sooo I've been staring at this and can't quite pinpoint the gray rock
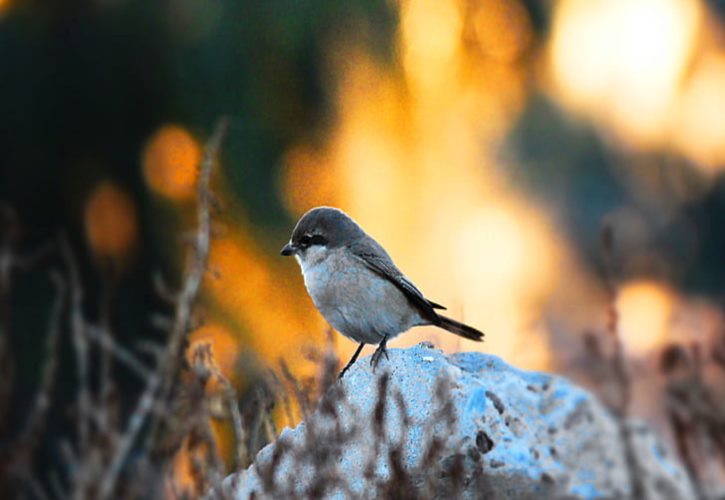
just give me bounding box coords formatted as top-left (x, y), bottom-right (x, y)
top-left (218, 343), bottom-right (695, 499)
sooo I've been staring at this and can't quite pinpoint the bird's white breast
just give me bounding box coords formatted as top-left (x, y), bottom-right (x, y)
top-left (296, 246), bottom-right (423, 344)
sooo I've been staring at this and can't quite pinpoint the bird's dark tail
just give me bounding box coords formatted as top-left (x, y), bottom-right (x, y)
top-left (435, 315), bottom-right (484, 341)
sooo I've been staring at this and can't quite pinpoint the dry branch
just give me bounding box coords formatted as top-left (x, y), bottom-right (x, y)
top-left (600, 224), bottom-right (647, 500)
top-left (85, 325), bottom-right (152, 380)
top-left (97, 118), bottom-right (230, 500)
top-left (0, 271), bottom-right (65, 495)
top-left (60, 235), bottom-right (91, 465)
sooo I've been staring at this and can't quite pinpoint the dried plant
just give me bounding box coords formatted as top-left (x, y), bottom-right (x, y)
top-left (660, 339), bottom-right (725, 499)
top-left (234, 348), bottom-right (477, 500)
top-left (583, 224), bottom-right (725, 498)
top-left (598, 223), bottom-right (647, 499)
top-left (5, 129), bottom-right (723, 500)
top-left (0, 118), bottom-right (257, 499)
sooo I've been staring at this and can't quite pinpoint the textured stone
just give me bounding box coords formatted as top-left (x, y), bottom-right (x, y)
top-left (219, 344), bottom-right (695, 499)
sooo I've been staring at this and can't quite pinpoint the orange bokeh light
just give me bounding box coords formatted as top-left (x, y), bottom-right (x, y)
top-left (84, 181), bottom-right (137, 259)
top-left (143, 125), bottom-right (202, 201)
top-left (472, 0), bottom-right (532, 63)
top-left (401, 0), bottom-right (462, 94)
top-left (547, 0), bottom-right (725, 174)
top-left (617, 280), bottom-right (676, 356)
top-left (674, 53), bottom-right (725, 172)
top-left (548, 0), bottom-right (702, 147)
top-left (281, 145), bottom-right (343, 217)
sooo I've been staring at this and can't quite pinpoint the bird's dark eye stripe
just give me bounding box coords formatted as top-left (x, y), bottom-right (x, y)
top-left (298, 234), bottom-right (327, 247)
top-left (310, 234), bottom-right (327, 245)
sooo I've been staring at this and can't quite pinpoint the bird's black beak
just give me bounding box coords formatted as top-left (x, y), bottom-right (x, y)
top-left (280, 243), bottom-right (297, 256)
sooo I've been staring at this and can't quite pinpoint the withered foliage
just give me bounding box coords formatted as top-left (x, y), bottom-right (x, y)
top-left (0, 115), bottom-right (479, 500)
top-left (659, 339), bottom-right (725, 499)
top-left (3, 132), bottom-right (723, 500)
top-left (243, 357), bottom-right (485, 500)
top-left (580, 224), bottom-right (725, 499)
top-left (0, 119), bottom-right (261, 499)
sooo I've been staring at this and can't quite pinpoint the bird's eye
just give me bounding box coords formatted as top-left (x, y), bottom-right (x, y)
top-left (298, 234), bottom-right (326, 248)
top-left (299, 234), bottom-right (312, 247)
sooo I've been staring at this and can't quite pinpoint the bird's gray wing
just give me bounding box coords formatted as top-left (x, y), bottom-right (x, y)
top-left (348, 239), bottom-right (446, 322)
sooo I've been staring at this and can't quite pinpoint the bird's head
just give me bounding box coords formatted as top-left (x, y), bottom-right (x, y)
top-left (280, 207), bottom-right (364, 265)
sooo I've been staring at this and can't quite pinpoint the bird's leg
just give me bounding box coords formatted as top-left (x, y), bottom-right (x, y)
top-left (370, 335), bottom-right (389, 371)
top-left (339, 342), bottom-right (366, 379)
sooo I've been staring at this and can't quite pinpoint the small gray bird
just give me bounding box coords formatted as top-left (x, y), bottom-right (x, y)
top-left (281, 206), bottom-right (484, 377)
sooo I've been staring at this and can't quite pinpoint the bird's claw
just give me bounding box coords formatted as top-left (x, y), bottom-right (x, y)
top-left (370, 336), bottom-right (389, 371)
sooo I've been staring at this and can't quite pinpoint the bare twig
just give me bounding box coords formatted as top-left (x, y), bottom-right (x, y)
top-left (150, 117), bottom-right (230, 434)
top-left (134, 339), bottom-right (166, 361)
top-left (0, 205), bottom-right (53, 435)
top-left (266, 369), bottom-right (294, 428)
top-left (96, 271), bottom-right (116, 438)
top-left (279, 360), bottom-right (310, 419)
top-left (0, 271), bottom-right (65, 493)
top-left (59, 235), bottom-right (92, 499)
top-left (49, 471), bottom-right (67, 500)
top-left (0, 204), bottom-right (20, 379)
top-left (58, 440), bottom-right (78, 483)
top-left (96, 118), bottom-right (229, 500)
top-left (600, 224), bottom-right (646, 500)
top-left (25, 475), bottom-right (51, 500)
top-left (85, 325), bottom-right (152, 380)
top-left (601, 225), bottom-right (630, 414)
top-left (213, 369), bottom-right (248, 470)
top-left (661, 344), bottom-right (706, 500)
top-left (152, 271), bottom-right (178, 304)
top-left (17, 272), bottom-right (66, 449)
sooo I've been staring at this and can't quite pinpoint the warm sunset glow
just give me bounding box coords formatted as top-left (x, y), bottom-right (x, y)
top-left (205, 232), bottom-right (325, 373)
top-left (281, 145), bottom-right (343, 217)
top-left (275, 0), bottom-right (565, 373)
top-left (449, 203), bottom-right (558, 369)
top-left (472, 0), bottom-right (532, 63)
top-left (549, 0), bottom-right (701, 146)
top-left (143, 125), bottom-right (202, 201)
top-left (456, 208), bottom-right (529, 292)
top-left (674, 53), bottom-right (725, 172)
top-left (401, 0), bottom-right (462, 94)
top-left (84, 182), bottom-right (137, 259)
top-left (617, 280), bottom-right (676, 356)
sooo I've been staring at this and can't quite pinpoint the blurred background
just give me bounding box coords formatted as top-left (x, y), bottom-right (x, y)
top-left (2, 0), bottom-right (725, 494)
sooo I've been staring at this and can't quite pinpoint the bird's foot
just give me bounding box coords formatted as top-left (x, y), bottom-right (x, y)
top-left (370, 336), bottom-right (389, 371)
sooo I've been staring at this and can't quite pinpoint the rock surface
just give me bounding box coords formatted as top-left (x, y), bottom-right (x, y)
top-left (220, 343), bottom-right (695, 499)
